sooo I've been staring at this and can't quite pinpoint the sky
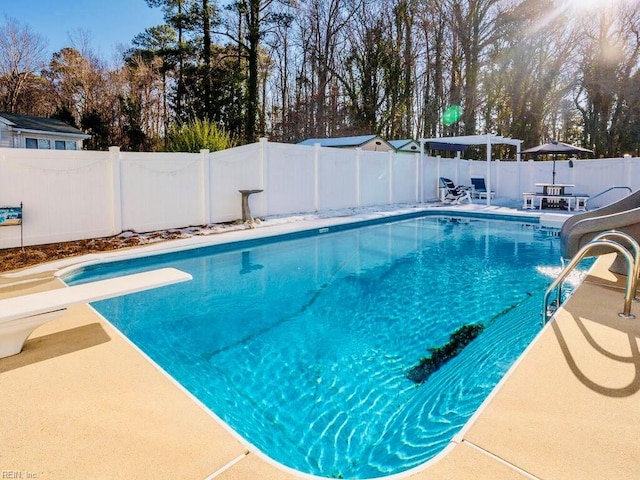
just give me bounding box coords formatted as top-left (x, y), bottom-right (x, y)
top-left (0, 0), bottom-right (166, 60)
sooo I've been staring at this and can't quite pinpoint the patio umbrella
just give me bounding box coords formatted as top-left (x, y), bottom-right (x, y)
top-left (521, 140), bottom-right (593, 184)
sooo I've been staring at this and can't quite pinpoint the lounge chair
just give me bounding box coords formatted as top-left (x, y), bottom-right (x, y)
top-left (439, 177), bottom-right (472, 204)
top-left (0, 268), bottom-right (192, 359)
top-left (470, 177), bottom-right (495, 199)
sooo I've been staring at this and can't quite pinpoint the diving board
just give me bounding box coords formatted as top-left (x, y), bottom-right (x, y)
top-left (0, 267), bottom-right (192, 359)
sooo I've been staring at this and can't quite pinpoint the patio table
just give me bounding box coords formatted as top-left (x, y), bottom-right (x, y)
top-left (535, 183), bottom-right (575, 195)
top-left (532, 183), bottom-right (577, 210)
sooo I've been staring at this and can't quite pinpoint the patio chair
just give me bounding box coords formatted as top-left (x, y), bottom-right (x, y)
top-left (439, 177), bottom-right (472, 204)
top-left (470, 177), bottom-right (495, 200)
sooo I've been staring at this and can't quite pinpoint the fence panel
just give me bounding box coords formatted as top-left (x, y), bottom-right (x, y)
top-left (493, 160), bottom-right (519, 200)
top-left (209, 143), bottom-right (263, 223)
top-left (359, 150), bottom-right (390, 206)
top-left (392, 154), bottom-right (419, 204)
top-left (570, 158), bottom-right (634, 208)
top-left (317, 148), bottom-right (358, 210)
top-left (120, 151), bottom-right (204, 232)
top-left (0, 148), bottom-right (112, 247)
top-left (422, 156), bottom-right (445, 200)
top-left (265, 143), bottom-right (315, 215)
top-left (2, 141), bottom-right (640, 250)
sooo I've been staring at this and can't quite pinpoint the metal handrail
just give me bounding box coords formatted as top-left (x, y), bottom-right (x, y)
top-left (585, 186), bottom-right (632, 210)
top-left (542, 236), bottom-right (638, 323)
top-left (555, 231), bottom-right (640, 305)
top-left (591, 231), bottom-right (640, 291)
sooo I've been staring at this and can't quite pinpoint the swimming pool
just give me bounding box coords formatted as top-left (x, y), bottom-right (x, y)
top-left (65, 214), bottom-right (575, 478)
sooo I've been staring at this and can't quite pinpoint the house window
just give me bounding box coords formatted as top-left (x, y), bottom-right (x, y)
top-left (27, 137), bottom-right (77, 150)
top-left (55, 140), bottom-right (77, 150)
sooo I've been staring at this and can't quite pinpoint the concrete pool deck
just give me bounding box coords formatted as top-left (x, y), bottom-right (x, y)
top-left (1, 205), bottom-right (639, 479)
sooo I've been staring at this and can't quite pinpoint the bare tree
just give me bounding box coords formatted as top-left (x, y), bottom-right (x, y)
top-left (0, 16), bottom-right (48, 112)
top-left (575, 1), bottom-right (640, 156)
top-left (413, 0), bottom-right (448, 138)
top-left (44, 47), bottom-right (115, 149)
top-left (444, 0), bottom-right (503, 135)
top-left (294, 0), bottom-right (360, 137)
top-left (480, 0), bottom-right (579, 147)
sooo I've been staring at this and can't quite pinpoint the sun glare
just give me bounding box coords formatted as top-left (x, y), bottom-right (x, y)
top-left (529, 0), bottom-right (623, 35)
top-left (562, 0), bottom-right (621, 15)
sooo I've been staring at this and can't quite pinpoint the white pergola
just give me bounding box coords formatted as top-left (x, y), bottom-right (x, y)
top-left (419, 134), bottom-right (523, 206)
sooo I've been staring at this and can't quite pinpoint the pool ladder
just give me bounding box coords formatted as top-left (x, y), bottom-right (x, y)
top-left (542, 230), bottom-right (640, 324)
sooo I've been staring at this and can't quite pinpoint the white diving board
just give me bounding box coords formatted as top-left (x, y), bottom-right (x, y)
top-left (0, 267), bottom-right (192, 359)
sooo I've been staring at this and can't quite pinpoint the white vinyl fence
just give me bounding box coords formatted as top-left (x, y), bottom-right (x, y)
top-left (1, 138), bottom-right (639, 248)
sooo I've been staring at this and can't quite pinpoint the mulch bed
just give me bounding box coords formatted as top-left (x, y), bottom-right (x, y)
top-left (0, 225), bottom-right (244, 273)
top-left (0, 237), bottom-right (143, 273)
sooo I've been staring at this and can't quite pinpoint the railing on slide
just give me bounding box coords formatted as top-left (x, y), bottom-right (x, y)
top-left (542, 230), bottom-right (640, 324)
top-left (585, 186), bottom-right (632, 210)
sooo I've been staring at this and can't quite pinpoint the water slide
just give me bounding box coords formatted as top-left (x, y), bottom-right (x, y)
top-left (560, 189), bottom-right (640, 274)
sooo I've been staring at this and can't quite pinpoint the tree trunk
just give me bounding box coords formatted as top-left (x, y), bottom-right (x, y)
top-left (202, 0), bottom-right (212, 118)
top-left (245, 0), bottom-right (260, 143)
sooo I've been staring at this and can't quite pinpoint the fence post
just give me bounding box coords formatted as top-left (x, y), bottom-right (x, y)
top-left (356, 147), bottom-right (361, 207)
top-left (109, 146), bottom-right (122, 235)
top-left (624, 155), bottom-right (631, 191)
top-left (314, 143), bottom-right (320, 211)
top-left (388, 150), bottom-right (394, 204)
top-left (528, 158), bottom-right (535, 193)
top-left (200, 149), bottom-right (210, 225)
top-left (415, 152), bottom-right (420, 203)
top-left (259, 138), bottom-right (268, 217)
top-left (436, 155), bottom-right (441, 200)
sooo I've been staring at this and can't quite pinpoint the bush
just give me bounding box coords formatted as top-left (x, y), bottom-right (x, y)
top-left (165, 118), bottom-right (237, 152)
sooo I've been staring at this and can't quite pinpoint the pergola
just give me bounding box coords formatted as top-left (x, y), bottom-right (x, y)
top-left (419, 134), bottom-right (523, 206)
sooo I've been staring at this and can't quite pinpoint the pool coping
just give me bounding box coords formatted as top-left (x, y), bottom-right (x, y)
top-left (2, 203), bottom-right (639, 479)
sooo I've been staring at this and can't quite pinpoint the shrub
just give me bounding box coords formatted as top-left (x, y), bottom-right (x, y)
top-left (165, 118), bottom-right (237, 152)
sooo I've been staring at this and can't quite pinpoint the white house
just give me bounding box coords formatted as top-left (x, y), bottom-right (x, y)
top-left (0, 112), bottom-right (90, 150)
top-left (298, 134), bottom-right (395, 152)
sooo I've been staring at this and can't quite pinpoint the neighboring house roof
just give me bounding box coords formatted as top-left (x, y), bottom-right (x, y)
top-left (0, 112), bottom-right (89, 138)
top-left (299, 134), bottom-right (387, 148)
top-left (389, 139), bottom-right (420, 152)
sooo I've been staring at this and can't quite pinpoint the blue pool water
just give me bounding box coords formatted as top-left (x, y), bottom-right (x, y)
top-left (66, 215), bottom-right (574, 478)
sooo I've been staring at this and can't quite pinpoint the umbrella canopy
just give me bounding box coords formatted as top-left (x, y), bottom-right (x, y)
top-left (521, 140), bottom-right (593, 184)
top-left (521, 140), bottom-right (593, 155)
